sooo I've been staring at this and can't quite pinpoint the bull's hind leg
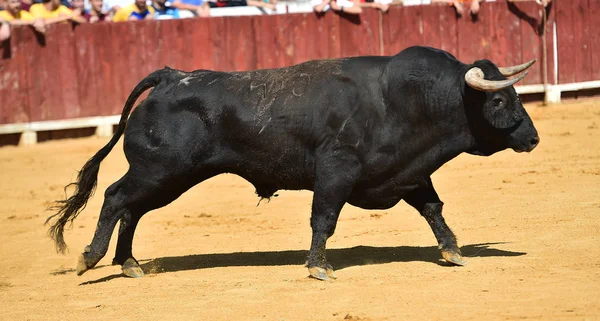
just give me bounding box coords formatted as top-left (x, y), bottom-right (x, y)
top-left (110, 170), bottom-right (219, 278)
top-left (77, 169), bottom-right (210, 277)
top-left (112, 212), bottom-right (144, 278)
top-left (404, 178), bottom-right (466, 266)
top-left (307, 152), bottom-right (360, 281)
top-left (76, 177), bottom-right (128, 276)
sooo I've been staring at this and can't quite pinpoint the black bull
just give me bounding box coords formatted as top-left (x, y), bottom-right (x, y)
top-left (47, 46), bottom-right (539, 280)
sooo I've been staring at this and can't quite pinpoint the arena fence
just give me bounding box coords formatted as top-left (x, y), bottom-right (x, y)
top-left (0, 0), bottom-right (597, 145)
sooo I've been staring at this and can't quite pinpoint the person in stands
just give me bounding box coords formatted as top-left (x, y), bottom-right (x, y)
top-left (113, 0), bottom-right (154, 21)
top-left (312, 0), bottom-right (362, 15)
top-left (0, 0), bottom-right (46, 33)
top-left (152, 0), bottom-right (180, 19)
top-left (84, 0), bottom-right (110, 22)
top-left (29, 0), bottom-right (86, 24)
top-left (432, 0), bottom-right (483, 16)
top-left (171, 0), bottom-right (209, 18)
top-left (358, 0), bottom-right (392, 13)
top-left (70, 0), bottom-right (85, 16)
top-left (0, 17), bottom-right (10, 41)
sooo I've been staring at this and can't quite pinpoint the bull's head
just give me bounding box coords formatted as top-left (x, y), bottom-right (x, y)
top-left (463, 59), bottom-right (540, 156)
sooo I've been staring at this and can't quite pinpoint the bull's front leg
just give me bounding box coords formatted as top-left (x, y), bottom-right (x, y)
top-left (404, 177), bottom-right (466, 266)
top-left (307, 151), bottom-right (361, 281)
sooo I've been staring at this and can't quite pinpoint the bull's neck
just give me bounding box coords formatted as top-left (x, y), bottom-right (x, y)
top-left (383, 77), bottom-right (475, 175)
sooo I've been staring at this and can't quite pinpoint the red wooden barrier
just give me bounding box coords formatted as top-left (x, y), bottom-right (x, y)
top-left (0, 0), bottom-right (597, 126)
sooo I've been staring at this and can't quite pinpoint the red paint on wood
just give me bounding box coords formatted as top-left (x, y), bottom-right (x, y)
top-left (456, 7), bottom-right (491, 64)
top-left (437, 5), bottom-right (458, 56)
top-left (555, 0), bottom-right (576, 83)
top-left (572, 0), bottom-right (592, 82)
top-left (189, 18), bottom-right (214, 70)
top-left (28, 24), bottom-right (78, 121)
top-left (421, 5), bottom-right (443, 50)
top-left (487, 2), bottom-right (523, 75)
top-left (291, 13), bottom-right (339, 63)
top-left (542, 2), bottom-right (556, 85)
top-left (510, 2), bottom-right (542, 85)
top-left (0, 27), bottom-right (33, 124)
top-left (74, 24), bottom-right (100, 118)
top-left (383, 5), bottom-right (426, 56)
top-left (590, 0), bottom-right (600, 81)
top-left (339, 9), bottom-right (380, 57)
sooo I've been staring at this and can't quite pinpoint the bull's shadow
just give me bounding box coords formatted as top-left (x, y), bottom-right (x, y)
top-left (79, 242), bottom-right (524, 285)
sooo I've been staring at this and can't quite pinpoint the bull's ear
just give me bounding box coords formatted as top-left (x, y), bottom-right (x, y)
top-left (465, 67), bottom-right (528, 92)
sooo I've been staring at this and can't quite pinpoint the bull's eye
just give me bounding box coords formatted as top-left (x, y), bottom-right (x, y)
top-left (492, 98), bottom-right (504, 108)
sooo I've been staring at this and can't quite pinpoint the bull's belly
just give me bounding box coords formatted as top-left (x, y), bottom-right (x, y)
top-left (346, 178), bottom-right (425, 210)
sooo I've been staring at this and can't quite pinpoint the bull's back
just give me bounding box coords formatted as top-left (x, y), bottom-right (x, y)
top-left (130, 57), bottom-right (388, 190)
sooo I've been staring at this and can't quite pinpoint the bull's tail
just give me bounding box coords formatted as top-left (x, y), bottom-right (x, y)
top-left (46, 68), bottom-right (167, 253)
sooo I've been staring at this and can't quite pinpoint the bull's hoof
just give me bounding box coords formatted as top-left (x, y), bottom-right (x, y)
top-left (441, 249), bottom-right (467, 266)
top-left (122, 258), bottom-right (144, 278)
top-left (76, 245), bottom-right (93, 276)
top-left (308, 265), bottom-right (337, 281)
top-left (76, 253), bottom-right (90, 276)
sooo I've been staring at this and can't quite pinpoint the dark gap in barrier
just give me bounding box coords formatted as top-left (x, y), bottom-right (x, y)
top-left (36, 128), bottom-right (96, 143)
top-left (561, 88), bottom-right (600, 101)
top-left (0, 134), bottom-right (20, 147)
top-left (520, 93), bottom-right (545, 104)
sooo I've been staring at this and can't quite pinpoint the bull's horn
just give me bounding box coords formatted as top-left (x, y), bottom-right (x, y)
top-left (498, 59), bottom-right (537, 77)
top-left (465, 67), bottom-right (528, 92)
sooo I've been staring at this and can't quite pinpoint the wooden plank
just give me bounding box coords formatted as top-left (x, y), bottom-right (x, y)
top-left (383, 5), bottom-right (424, 56)
top-left (339, 9), bottom-right (380, 57)
top-left (555, 0), bottom-right (576, 84)
top-left (487, 2), bottom-right (523, 74)
top-left (142, 20), bottom-right (163, 72)
top-left (572, 0), bottom-right (592, 82)
top-left (73, 23), bottom-right (100, 118)
top-left (508, 1), bottom-right (542, 85)
top-left (292, 13), bottom-right (321, 63)
top-left (326, 12), bottom-right (341, 59)
top-left (543, 2), bottom-right (556, 85)
top-left (381, 5), bottom-right (400, 55)
top-left (189, 18), bottom-right (214, 70)
top-left (421, 5), bottom-right (442, 50)
top-left (437, 4), bottom-right (458, 56)
top-left (208, 17), bottom-right (231, 71)
top-left (456, 4), bottom-right (491, 65)
top-left (590, 0), bottom-right (600, 80)
top-left (28, 23), bottom-right (76, 121)
top-left (225, 15), bottom-right (257, 71)
top-left (57, 24), bottom-right (80, 119)
top-left (178, 19), bottom-right (197, 72)
top-left (253, 15), bottom-right (295, 69)
top-left (303, 12), bottom-right (341, 60)
top-left (105, 22), bottom-right (130, 114)
top-left (159, 19), bottom-right (182, 71)
top-left (0, 26), bottom-right (33, 125)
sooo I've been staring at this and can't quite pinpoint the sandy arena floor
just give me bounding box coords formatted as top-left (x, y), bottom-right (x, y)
top-left (0, 100), bottom-right (599, 321)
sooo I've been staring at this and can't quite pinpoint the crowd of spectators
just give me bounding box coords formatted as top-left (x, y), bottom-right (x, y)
top-left (0, 0), bottom-right (553, 41)
top-left (310, 0), bottom-right (552, 17)
top-left (0, 0), bottom-right (278, 31)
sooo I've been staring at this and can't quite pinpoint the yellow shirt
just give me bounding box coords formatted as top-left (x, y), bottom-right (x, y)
top-left (113, 4), bottom-right (154, 22)
top-left (29, 3), bottom-right (72, 19)
top-left (0, 9), bottom-right (35, 21)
